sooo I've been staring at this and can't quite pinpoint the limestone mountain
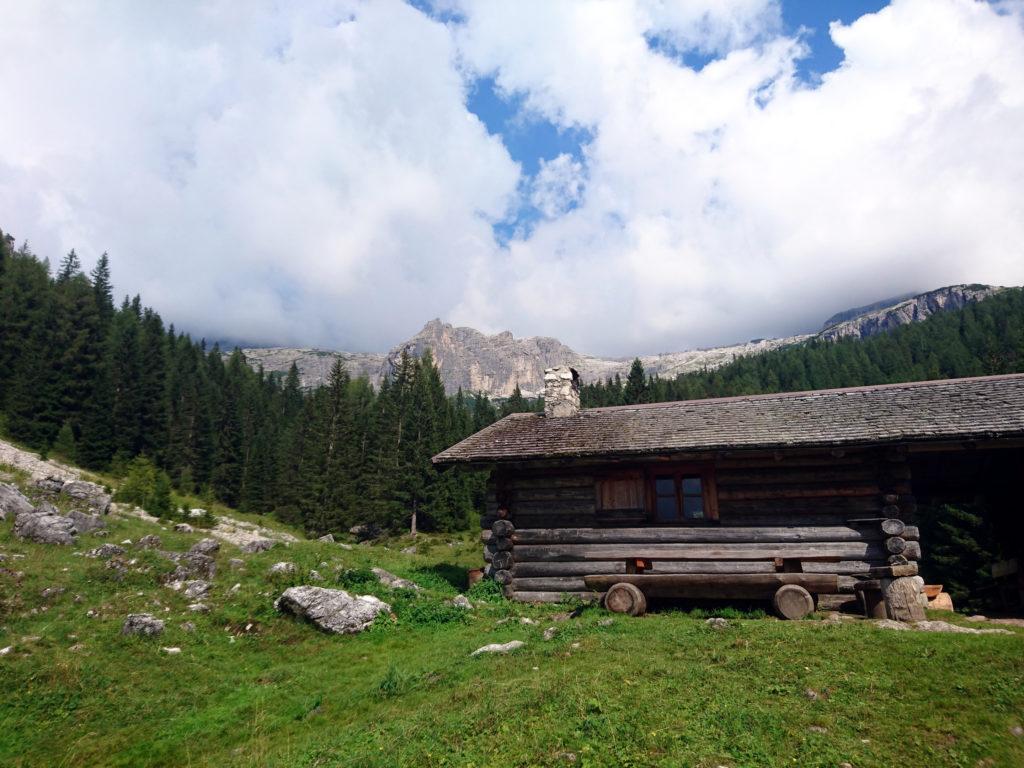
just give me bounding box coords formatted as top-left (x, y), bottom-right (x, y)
top-left (239, 284), bottom-right (1006, 398)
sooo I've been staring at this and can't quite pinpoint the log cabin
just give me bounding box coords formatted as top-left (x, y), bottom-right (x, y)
top-left (433, 368), bottom-right (1024, 619)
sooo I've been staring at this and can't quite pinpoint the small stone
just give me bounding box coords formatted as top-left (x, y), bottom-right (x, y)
top-left (241, 538), bottom-right (276, 554)
top-left (839, 763), bottom-right (854, 768)
top-left (120, 539), bottom-right (132, 545)
top-left (230, 583), bottom-right (241, 593)
top-left (174, 523), bottom-right (194, 533)
top-left (1011, 725), bottom-right (1023, 738)
top-left (543, 627), bottom-right (557, 641)
top-left (68, 643), bottom-right (86, 652)
top-left (189, 538), bottom-right (220, 556)
top-left (84, 543), bottom-right (125, 559)
top-left (268, 561), bottom-right (297, 576)
top-left (0, 646), bottom-right (11, 655)
top-left (450, 594), bottom-right (472, 610)
top-left (470, 640), bottom-right (525, 656)
top-left (706, 617), bottom-right (729, 630)
top-left (308, 569), bottom-right (323, 581)
top-left (137, 534), bottom-right (162, 549)
top-left (183, 580), bottom-right (211, 600)
top-left (188, 508), bottom-right (207, 518)
top-left (519, 617), bottom-right (537, 625)
top-left (570, 642), bottom-right (581, 649)
top-left (161, 646), bottom-right (182, 654)
top-left (122, 614), bottom-right (165, 636)
top-left (401, 546), bottom-right (417, 555)
top-left (318, 533), bottom-right (335, 543)
top-left (187, 603), bottom-right (209, 613)
top-left (808, 725), bottom-right (828, 734)
top-left (805, 688), bottom-right (820, 701)
top-left (598, 618), bottom-right (614, 627)
top-left (181, 622), bottom-right (196, 633)
top-left (372, 567), bottom-right (420, 591)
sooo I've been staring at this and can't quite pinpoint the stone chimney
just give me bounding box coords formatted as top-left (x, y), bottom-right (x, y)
top-left (544, 366), bottom-right (580, 418)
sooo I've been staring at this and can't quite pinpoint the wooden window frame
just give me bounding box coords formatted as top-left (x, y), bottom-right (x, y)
top-left (645, 463), bottom-right (719, 524)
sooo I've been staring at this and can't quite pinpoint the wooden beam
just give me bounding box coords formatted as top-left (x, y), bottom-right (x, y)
top-left (582, 572), bottom-right (839, 598)
top-left (514, 542), bottom-right (886, 563)
top-left (511, 526), bottom-right (882, 546)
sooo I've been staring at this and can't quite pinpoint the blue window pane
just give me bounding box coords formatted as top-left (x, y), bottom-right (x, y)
top-left (682, 477), bottom-right (702, 495)
top-left (656, 496), bottom-right (677, 521)
top-left (682, 494), bottom-right (704, 519)
top-left (655, 477), bottom-right (675, 496)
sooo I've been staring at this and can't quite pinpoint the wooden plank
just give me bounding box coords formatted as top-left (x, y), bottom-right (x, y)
top-left (515, 542), bottom-right (886, 562)
top-left (715, 454), bottom-right (870, 470)
top-left (718, 485), bottom-right (880, 501)
top-left (512, 487), bottom-right (597, 502)
top-left (816, 593), bottom-right (859, 611)
top-left (511, 591), bottom-right (600, 604)
top-left (715, 467), bottom-right (879, 486)
top-left (803, 560), bottom-right (886, 575)
top-left (512, 577), bottom-right (589, 592)
top-left (582, 572), bottom-right (840, 598)
top-left (512, 500), bottom-right (597, 515)
top-left (506, 475), bottom-right (595, 490)
top-left (512, 560), bottom-right (778, 577)
top-left (511, 525), bottom-right (882, 546)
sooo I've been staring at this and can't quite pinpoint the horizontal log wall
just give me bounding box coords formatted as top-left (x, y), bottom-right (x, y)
top-left (483, 448), bottom-right (917, 606)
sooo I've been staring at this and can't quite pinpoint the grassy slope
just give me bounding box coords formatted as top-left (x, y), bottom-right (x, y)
top-left (1, 471), bottom-right (1022, 767)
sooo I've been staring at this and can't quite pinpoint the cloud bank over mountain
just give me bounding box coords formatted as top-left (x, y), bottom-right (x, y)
top-left (1, 0), bottom-right (1022, 355)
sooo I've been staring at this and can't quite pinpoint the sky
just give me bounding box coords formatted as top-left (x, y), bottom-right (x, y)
top-left (1, 0), bottom-right (1023, 356)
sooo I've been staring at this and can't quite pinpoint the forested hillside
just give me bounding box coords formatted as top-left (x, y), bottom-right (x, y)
top-left (581, 287), bottom-right (1024, 407)
top-left (0, 231), bottom-right (536, 535)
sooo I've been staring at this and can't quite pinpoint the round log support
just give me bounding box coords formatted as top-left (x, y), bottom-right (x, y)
top-left (492, 551), bottom-right (514, 571)
top-left (604, 582), bottom-right (647, 616)
top-left (885, 536), bottom-right (907, 555)
top-left (772, 584), bottom-right (815, 620)
top-left (881, 518), bottom-right (906, 536)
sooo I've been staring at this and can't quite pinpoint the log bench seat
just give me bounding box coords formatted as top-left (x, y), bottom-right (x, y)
top-left (583, 572), bottom-right (839, 619)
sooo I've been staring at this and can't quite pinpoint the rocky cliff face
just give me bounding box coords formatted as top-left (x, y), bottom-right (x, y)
top-left (817, 284), bottom-right (1004, 341)
top-left (240, 284), bottom-right (1005, 397)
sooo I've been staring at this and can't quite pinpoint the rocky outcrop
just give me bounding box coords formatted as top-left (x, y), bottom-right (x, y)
top-left (59, 480), bottom-right (112, 514)
top-left (0, 483), bottom-right (34, 520)
top-left (241, 285), bottom-right (1005, 398)
top-left (275, 586), bottom-right (390, 634)
top-left (818, 285), bottom-right (1004, 341)
top-left (13, 503), bottom-right (77, 545)
top-left (372, 567), bottom-right (421, 591)
top-left (122, 614), bottom-right (165, 636)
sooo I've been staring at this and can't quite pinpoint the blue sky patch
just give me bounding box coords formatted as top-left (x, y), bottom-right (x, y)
top-left (782, 0), bottom-right (890, 82)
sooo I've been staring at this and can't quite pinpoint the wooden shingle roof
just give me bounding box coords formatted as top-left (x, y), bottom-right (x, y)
top-left (433, 373), bottom-right (1024, 466)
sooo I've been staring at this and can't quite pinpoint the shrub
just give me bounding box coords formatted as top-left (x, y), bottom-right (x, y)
top-left (50, 422), bottom-right (77, 463)
top-left (114, 456), bottom-right (175, 518)
top-left (466, 578), bottom-right (503, 603)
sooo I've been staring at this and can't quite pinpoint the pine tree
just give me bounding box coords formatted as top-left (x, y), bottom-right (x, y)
top-left (623, 358), bottom-right (648, 404)
top-left (51, 421), bottom-right (77, 463)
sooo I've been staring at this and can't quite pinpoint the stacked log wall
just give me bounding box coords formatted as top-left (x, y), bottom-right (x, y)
top-left (481, 449), bottom-right (917, 607)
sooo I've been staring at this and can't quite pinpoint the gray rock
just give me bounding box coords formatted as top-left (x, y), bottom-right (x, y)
top-left (401, 546), bottom-right (417, 555)
top-left (189, 538), bottom-right (220, 556)
top-left (60, 480), bottom-right (112, 513)
top-left (372, 567), bottom-right (421, 591)
top-left (268, 561), bottom-right (297, 576)
top-left (13, 503), bottom-right (76, 545)
top-left (68, 509), bottom-right (106, 533)
top-left (122, 614), bottom-right (165, 636)
top-left (317, 533), bottom-right (335, 543)
top-left (84, 544), bottom-right (126, 559)
top-left (163, 551), bottom-right (217, 581)
top-left (308, 569), bottom-right (323, 581)
top-left (706, 618), bottom-right (729, 630)
top-left (0, 483), bottom-right (34, 520)
top-left (598, 618), bottom-right (614, 627)
top-left (183, 580), bottom-right (211, 600)
top-left (543, 627), bottom-right (557, 641)
top-left (181, 622), bottom-right (196, 633)
top-left (875, 619), bottom-right (1013, 635)
top-left (275, 586), bottom-right (390, 634)
top-left (137, 534), bottom-right (163, 549)
top-left (471, 640), bottom-right (525, 656)
top-left (35, 476), bottom-right (65, 494)
top-left (450, 594), bottom-right (472, 610)
top-left (174, 523), bottom-right (194, 533)
top-left (188, 508), bottom-right (207, 518)
top-left (187, 603), bottom-right (209, 613)
top-left (241, 538), bottom-right (276, 554)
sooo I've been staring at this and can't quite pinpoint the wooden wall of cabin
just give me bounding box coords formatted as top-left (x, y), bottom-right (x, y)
top-left (481, 447), bottom-right (917, 607)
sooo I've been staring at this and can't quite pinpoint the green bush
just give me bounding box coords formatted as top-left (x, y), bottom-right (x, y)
top-left (50, 422), bottom-right (77, 464)
top-left (466, 578), bottom-right (503, 602)
top-left (114, 456), bottom-right (174, 517)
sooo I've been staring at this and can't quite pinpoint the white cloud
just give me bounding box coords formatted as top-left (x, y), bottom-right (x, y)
top-left (1, 0), bottom-right (1023, 356)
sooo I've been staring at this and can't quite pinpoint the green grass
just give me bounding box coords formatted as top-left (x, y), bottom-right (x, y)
top-left (1, 491), bottom-right (1022, 767)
